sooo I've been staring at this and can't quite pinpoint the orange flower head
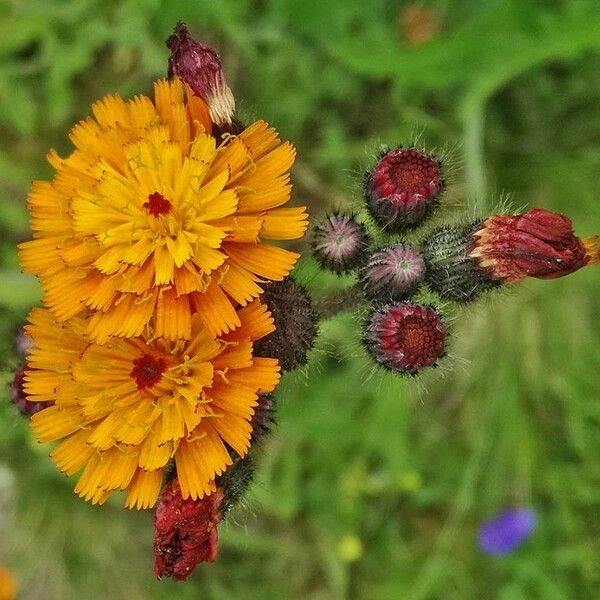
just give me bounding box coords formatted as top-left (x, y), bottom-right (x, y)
top-left (23, 300), bottom-right (280, 509)
top-left (19, 78), bottom-right (308, 343)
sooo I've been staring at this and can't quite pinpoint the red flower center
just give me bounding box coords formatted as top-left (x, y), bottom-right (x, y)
top-left (365, 303), bottom-right (445, 374)
top-left (386, 149), bottom-right (440, 195)
top-left (144, 192), bottom-right (172, 217)
top-left (396, 317), bottom-right (440, 363)
top-left (130, 354), bottom-right (167, 390)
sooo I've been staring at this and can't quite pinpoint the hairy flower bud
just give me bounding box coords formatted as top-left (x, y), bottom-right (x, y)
top-left (255, 279), bottom-right (319, 371)
top-left (250, 393), bottom-right (276, 442)
top-left (166, 22), bottom-right (235, 126)
top-left (312, 213), bottom-right (369, 273)
top-left (423, 209), bottom-right (600, 301)
top-left (363, 303), bottom-right (445, 375)
top-left (422, 224), bottom-right (501, 302)
top-left (365, 148), bottom-right (442, 232)
top-left (360, 243), bottom-right (426, 301)
top-left (470, 208), bottom-right (599, 281)
top-left (154, 479), bottom-right (224, 580)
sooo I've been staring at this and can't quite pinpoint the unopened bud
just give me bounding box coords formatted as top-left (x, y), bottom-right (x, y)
top-left (360, 243), bottom-right (426, 301)
top-left (255, 279), bottom-right (319, 371)
top-left (423, 209), bottom-right (600, 302)
top-left (363, 302), bottom-right (446, 375)
top-left (422, 224), bottom-right (501, 302)
top-left (312, 213), bottom-right (369, 273)
top-left (365, 147), bottom-right (442, 232)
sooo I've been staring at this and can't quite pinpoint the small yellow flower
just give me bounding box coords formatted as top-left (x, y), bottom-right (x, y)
top-left (19, 78), bottom-right (307, 343)
top-left (24, 300), bottom-right (279, 509)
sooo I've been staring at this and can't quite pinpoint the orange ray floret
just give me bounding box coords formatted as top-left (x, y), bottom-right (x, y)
top-left (19, 79), bottom-right (308, 342)
top-left (23, 301), bottom-right (280, 509)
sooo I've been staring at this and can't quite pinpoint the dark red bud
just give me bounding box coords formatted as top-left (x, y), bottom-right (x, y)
top-left (470, 208), bottom-right (600, 281)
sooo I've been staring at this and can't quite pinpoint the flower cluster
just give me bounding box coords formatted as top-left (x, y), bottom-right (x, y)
top-left (15, 23), bottom-right (314, 580)
top-left (312, 146), bottom-right (599, 376)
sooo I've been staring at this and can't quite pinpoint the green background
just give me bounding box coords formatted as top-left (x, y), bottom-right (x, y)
top-left (1, 1), bottom-right (600, 598)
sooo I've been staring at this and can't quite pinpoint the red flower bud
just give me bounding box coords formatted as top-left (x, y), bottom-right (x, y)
top-left (154, 478), bottom-right (224, 581)
top-left (166, 23), bottom-right (235, 126)
top-left (469, 208), bottom-right (600, 282)
top-left (365, 148), bottom-right (442, 232)
top-left (363, 303), bottom-right (446, 375)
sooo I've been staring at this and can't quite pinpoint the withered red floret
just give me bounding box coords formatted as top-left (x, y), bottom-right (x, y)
top-left (154, 478), bottom-right (224, 581)
top-left (166, 22), bottom-right (235, 126)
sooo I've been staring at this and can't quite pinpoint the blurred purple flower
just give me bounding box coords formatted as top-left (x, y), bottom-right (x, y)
top-left (478, 508), bottom-right (537, 555)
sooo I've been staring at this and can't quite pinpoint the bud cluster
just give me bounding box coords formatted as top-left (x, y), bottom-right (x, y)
top-left (311, 145), bottom-right (599, 376)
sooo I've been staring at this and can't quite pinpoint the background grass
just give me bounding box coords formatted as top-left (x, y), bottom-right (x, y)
top-left (1, 1), bottom-right (600, 598)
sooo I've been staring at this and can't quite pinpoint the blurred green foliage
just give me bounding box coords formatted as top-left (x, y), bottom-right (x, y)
top-left (1, 0), bottom-right (600, 598)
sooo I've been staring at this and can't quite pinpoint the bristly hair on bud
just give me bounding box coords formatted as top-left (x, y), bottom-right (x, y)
top-left (423, 208), bottom-right (600, 302)
top-left (311, 213), bottom-right (370, 274)
top-left (360, 243), bottom-right (426, 302)
top-left (166, 22), bottom-right (235, 126)
top-left (365, 147), bottom-right (443, 232)
top-left (217, 454), bottom-right (256, 515)
top-left (255, 279), bottom-right (319, 371)
top-left (363, 302), bottom-right (446, 375)
top-left (422, 224), bottom-right (502, 302)
top-left (250, 393), bottom-right (276, 443)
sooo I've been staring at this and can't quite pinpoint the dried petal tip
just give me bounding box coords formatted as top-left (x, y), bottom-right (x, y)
top-left (154, 478), bottom-right (224, 581)
top-left (167, 22), bottom-right (235, 125)
top-left (478, 508), bottom-right (537, 555)
top-left (363, 303), bottom-right (445, 375)
top-left (312, 213), bottom-right (369, 273)
top-left (360, 243), bottom-right (426, 301)
top-left (470, 208), bottom-right (599, 282)
top-left (366, 148), bottom-right (442, 232)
